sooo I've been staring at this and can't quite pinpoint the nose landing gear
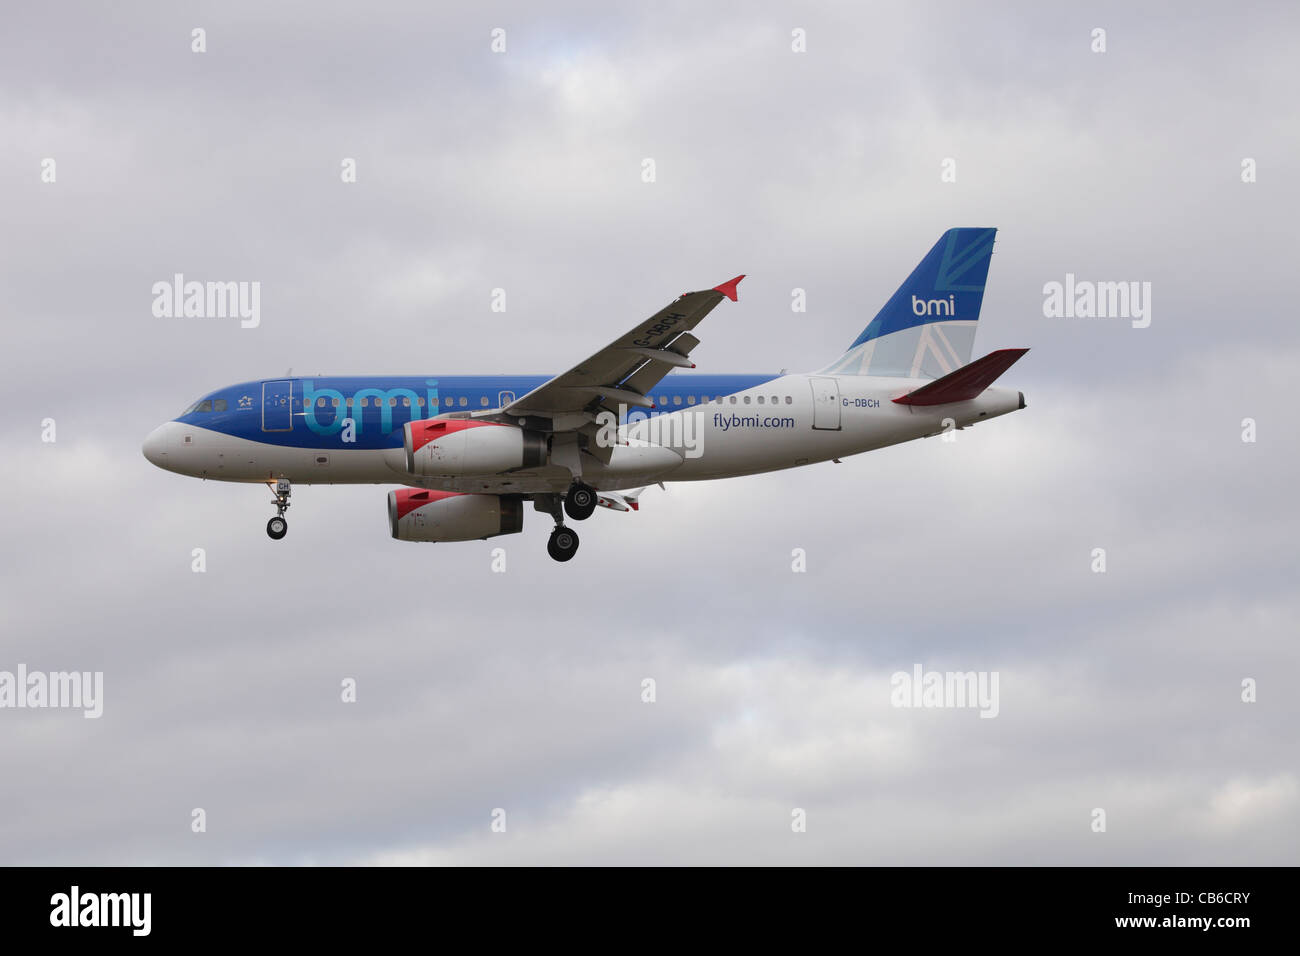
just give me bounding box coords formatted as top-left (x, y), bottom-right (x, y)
top-left (266, 478), bottom-right (291, 540)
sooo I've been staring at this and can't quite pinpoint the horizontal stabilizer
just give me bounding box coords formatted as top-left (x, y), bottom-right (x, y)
top-left (892, 348), bottom-right (1028, 406)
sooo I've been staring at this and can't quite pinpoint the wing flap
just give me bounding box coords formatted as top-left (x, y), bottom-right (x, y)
top-left (619, 346), bottom-right (695, 368)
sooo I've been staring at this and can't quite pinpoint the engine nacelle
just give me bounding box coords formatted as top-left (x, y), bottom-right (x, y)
top-left (388, 489), bottom-right (524, 542)
top-left (404, 419), bottom-right (547, 477)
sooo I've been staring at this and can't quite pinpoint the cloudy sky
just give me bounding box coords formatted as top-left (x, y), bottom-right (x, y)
top-left (2, 1), bottom-right (1297, 864)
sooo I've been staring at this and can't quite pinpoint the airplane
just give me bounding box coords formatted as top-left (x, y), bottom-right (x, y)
top-left (142, 227), bottom-right (1028, 562)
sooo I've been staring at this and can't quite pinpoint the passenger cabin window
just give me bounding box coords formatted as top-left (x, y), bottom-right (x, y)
top-left (757, 396), bottom-right (765, 404)
top-left (459, 397), bottom-right (468, 407)
top-left (687, 395), bottom-right (696, 404)
top-left (743, 396), bottom-right (751, 404)
top-left (480, 397), bottom-right (489, 407)
top-left (673, 396), bottom-right (681, 406)
top-left (445, 396), bottom-right (453, 407)
top-left (785, 396), bottom-right (792, 404)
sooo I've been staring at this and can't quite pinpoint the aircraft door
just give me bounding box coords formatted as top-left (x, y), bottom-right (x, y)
top-left (810, 376), bottom-right (841, 430)
top-left (262, 380), bottom-right (294, 432)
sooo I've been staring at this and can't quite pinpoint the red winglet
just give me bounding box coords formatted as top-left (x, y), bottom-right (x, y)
top-left (713, 275), bottom-right (745, 302)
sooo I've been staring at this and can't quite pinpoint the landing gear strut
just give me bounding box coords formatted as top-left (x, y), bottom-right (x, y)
top-left (266, 478), bottom-right (290, 540)
top-left (538, 493), bottom-right (579, 562)
top-left (563, 481), bottom-right (597, 522)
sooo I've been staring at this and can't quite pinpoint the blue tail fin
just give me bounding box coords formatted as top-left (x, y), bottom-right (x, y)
top-left (822, 227), bottom-right (997, 378)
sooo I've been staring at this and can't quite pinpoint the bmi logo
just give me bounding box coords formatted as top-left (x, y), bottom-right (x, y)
top-left (912, 294), bottom-right (956, 317)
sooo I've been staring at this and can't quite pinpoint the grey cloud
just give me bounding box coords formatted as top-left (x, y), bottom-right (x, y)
top-left (0, 0), bottom-right (1297, 865)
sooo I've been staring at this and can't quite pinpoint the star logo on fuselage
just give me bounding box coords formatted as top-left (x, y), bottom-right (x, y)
top-left (238, 395), bottom-right (253, 409)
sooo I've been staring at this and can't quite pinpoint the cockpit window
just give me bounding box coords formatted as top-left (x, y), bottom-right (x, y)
top-left (198, 400), bottom-right (212, 412)
top-left (213, 399), bottom-right (227, 412)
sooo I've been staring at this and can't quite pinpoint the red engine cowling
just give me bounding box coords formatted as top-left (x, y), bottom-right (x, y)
top-left (404, 419), bottom-right (547, 477)
top-left (388, 488), bottom-right (524, 542)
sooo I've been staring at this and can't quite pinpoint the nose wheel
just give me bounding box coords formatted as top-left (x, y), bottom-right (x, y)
top-left (265, 478), bottom-right (291, 540)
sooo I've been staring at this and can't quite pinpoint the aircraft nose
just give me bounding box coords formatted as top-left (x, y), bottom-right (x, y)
top-left (142, 424), bottom-right (170, 467)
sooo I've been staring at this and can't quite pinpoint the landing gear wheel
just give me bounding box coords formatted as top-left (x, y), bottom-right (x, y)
top-left (563, 483), bottom-right (597, 522)
top-left (266, 478), bottom-right (291, 540)
top-left (547, 525), bottom-right (579, 562)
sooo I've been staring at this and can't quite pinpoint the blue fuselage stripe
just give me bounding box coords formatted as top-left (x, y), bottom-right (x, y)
top-left (178, 373), bottom-right (779, 450)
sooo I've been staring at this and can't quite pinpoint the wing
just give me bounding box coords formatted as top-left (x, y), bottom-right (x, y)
top-left (502, 275), bottom-right (744, 421)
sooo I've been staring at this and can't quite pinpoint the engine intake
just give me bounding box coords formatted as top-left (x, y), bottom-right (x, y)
top-left (404, 419), bottom-right (547, 477)
top-left (388, 489), bottom-right (524, 542)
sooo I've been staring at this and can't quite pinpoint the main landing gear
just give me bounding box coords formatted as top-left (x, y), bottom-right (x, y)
top-left (266, 478), bottom-right (291, 540)
top-left (547, 525), bottom-right (580, 562)
top-left (563, 481), bottom-right (597, 522)
top-left (545, 482), bottom-right (596, 561)
top-left (538, 492), bottom-right (581, 562)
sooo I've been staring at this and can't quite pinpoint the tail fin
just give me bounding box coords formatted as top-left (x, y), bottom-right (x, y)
top-left (822, 227), bottom-right (997, 378)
